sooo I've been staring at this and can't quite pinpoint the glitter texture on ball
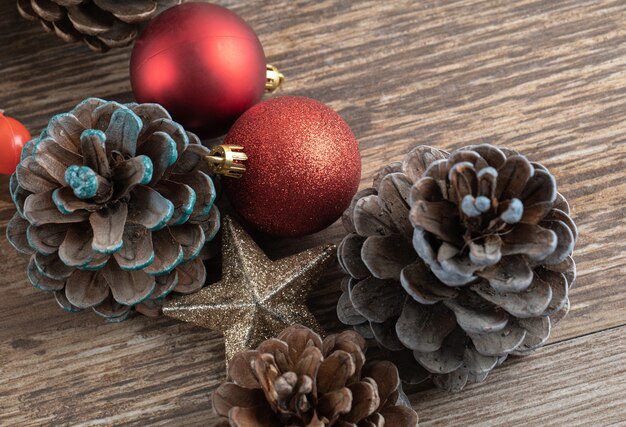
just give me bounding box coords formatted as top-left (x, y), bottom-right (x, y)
top-left (223, 96), bottom-right (362, 237)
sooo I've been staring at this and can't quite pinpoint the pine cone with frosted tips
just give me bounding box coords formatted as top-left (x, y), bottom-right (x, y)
top-left (16, 0), bottom-right (181, 52)
top-left (337, 144), bottom-right (577, 391)
top-left (7, 98), bottom-right (220, 321)
top-left (213, 325), bottom-right (419, 426)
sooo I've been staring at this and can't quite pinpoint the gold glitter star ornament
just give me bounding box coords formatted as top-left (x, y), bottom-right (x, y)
top-left (162, 216), bottom-right (335, 363)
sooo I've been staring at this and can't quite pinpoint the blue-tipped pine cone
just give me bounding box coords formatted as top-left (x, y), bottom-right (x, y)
top-left (7, 98), bottom-right (220, 321)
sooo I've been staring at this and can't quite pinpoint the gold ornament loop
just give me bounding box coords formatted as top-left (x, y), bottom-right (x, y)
top-left (205, 145), bottom-right (248, 179)
top-left (265, 64), bottom-right (285, 92)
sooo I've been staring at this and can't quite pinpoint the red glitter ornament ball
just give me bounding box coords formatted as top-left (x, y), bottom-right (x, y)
top-left (223, 96), bottom-right (362, 237)
top-left (130, 2), bottom-right (267, 137)
top-left (0, 112), bottom-right (30, 175)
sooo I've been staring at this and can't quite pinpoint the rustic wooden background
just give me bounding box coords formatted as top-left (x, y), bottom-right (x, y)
top-left (1, 0), bottom-right (625, 426)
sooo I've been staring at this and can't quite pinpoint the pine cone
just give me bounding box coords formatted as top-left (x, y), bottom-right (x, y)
top-left (337, 144), bottom-right (577, 391)
top-left (213, 325), bottom-right (419, 426)
top-left (16, 0), bottom-right (181, 52)
top-left (7, 98), bottom-right (220, 321)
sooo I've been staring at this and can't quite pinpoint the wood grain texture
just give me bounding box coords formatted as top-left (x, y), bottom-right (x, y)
top-left (0, 0), bottom-right (624, 425)
top-left (412, 325), bottom-right (626, 427)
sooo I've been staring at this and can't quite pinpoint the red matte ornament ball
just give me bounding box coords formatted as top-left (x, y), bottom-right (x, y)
top-left (0, 112), bottom-right (30, 175)
top-left (130, 2), bottom-right (267, 137)
top-left (223, 96), bottom-right (362, 237)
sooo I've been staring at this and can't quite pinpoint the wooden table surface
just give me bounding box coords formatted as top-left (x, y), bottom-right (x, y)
top-left (1, 1), bottom-right (625, 426)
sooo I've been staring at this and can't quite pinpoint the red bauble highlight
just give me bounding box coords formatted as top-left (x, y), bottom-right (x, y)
top-left (130, 2), bottom-right (266, 137)
top-left (223, 96), bottom-right (362, 237)
top-left (0, 112), bottom-right (30, 175)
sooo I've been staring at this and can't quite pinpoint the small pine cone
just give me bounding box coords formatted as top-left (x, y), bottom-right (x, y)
top-left (16, 0), bottom-right (181, 52)
top-left (7, 98), bottom-right (220, 321)
top-left (337, 144), bottom-right (577, 391)
top-left (213, 325), bottom-right (419, 426)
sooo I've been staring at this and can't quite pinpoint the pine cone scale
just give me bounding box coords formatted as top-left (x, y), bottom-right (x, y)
top-left (34, 251), bottom-right (73, 280)
top-left (32, 0), bottom-right (65, 21)
top-left (170, 223), bottom-right (204, 261)
top-left (401, 260), bottom-right (459, 304)
top-left (316, 389), bottom-right (352, 423)
top-left (104, 259), bottom-right (156, 305)
top-left (28, 255), bottom-right (64, 290)
top-left (474, 254), bottom-right (532, 292)
top-left (81, 131), bottom-right (110, 176)
top-left (317, 350), bottom-right (355, 395)
top-left (353, 195), bottom-right (395, 237)
top-left (343, 380), bottom-right (380, 423)
top-left (52, 187), bottom-right (101, 215)
top-left (542, 219), bottom-right (575, 265)
top-left (371, 318), bottom-right (406, 352)
top-left (97, 21), bottom-right (138, 48)
top-left (95, 0), bottom-right (159, 23)
top-left (7, 214), bottom-right (34, 255)
top-left (67, 4), bottom-right (115, 35)
top-left (350, 277), bottom-right (405, 323)
top-left (53, 16), bottom-right (82, 42)
top-left (442, 292), bottom-right (509, 335)
top-left (30, 223), bottom-right (69, 255)
top-left (539, 269), bottom-right (569, 316)
top-left (411, 199), bottom-right (464, 246)
top-left (413, 327), bottom-right (465, 374)
top-left (337, 290), bottom-right (366, 326)
top-left (27, 191), bottom-right (90, 225)
top-left (89, 293), bottom-right (129, 319)
top-left (36, 138), bottom-right (84, 180)
top-left (137, 133), bottom-right (176, 184)
top-left (396, 299), bottom-right (456, 353)
top-left (143, 228), bottom-right (183, 275)
top-left (361, 361), bottom-right (400, 406)
top-left (55, 0), bottom-right (83, 7)
top-left (65, 268), bottom-right (109, 308)
top-left (89, 203), bottom-right (126, 253)
top-left (376, 173), bottom-right (413, 235)
top-left (57, 223), bottom-right (90, 265)
top-left (146, 268), bottom-right (176, 298)
top-left (228, 407), bottom-right (275, 427)
top-left (471, 276), bottom-right (551, 318)
top-left (106, 107), bottom-right (143, 155)
top-left (469, 321), bottom-right (526, 357)
top-left (337, 234), bottom-right (369, 279)
top-left (514, 317), bottom-right (551, 355)
top-left (112, 223), bottom-right (153, 269)
top-left (361, 234), bottom-right (416, 280)
top-left (213, 383), bottom-right (266, 419)
top-left (126, 185), bottom-right (172, 229)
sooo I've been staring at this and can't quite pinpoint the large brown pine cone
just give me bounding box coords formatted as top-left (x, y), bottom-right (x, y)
top-left (7, 98), bottom-right (220, 321)
top-left (213, 325), bottom-right (419, 426)
top-left (337, 144), bottom-right (577, 391)
top-left (16, 0), bottom-right (181, 52)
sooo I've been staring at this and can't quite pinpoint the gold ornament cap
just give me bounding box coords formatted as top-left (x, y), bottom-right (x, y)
top-left (205, 64), bottom-right (282, 179)
top-left (265, 64), bottom-right (285, 92)
top-left (205, 145), bottom-right (248, 178)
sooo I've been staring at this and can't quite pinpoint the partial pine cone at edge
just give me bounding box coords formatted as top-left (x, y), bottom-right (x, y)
top-left (7, 98), bottom-right (220, 321)
top-left (337, 144), bottom-right (577, 391)
top-left (213, 325), bottom-right (419, 426)
top-left (17, 0), bottom-right (181, 52)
